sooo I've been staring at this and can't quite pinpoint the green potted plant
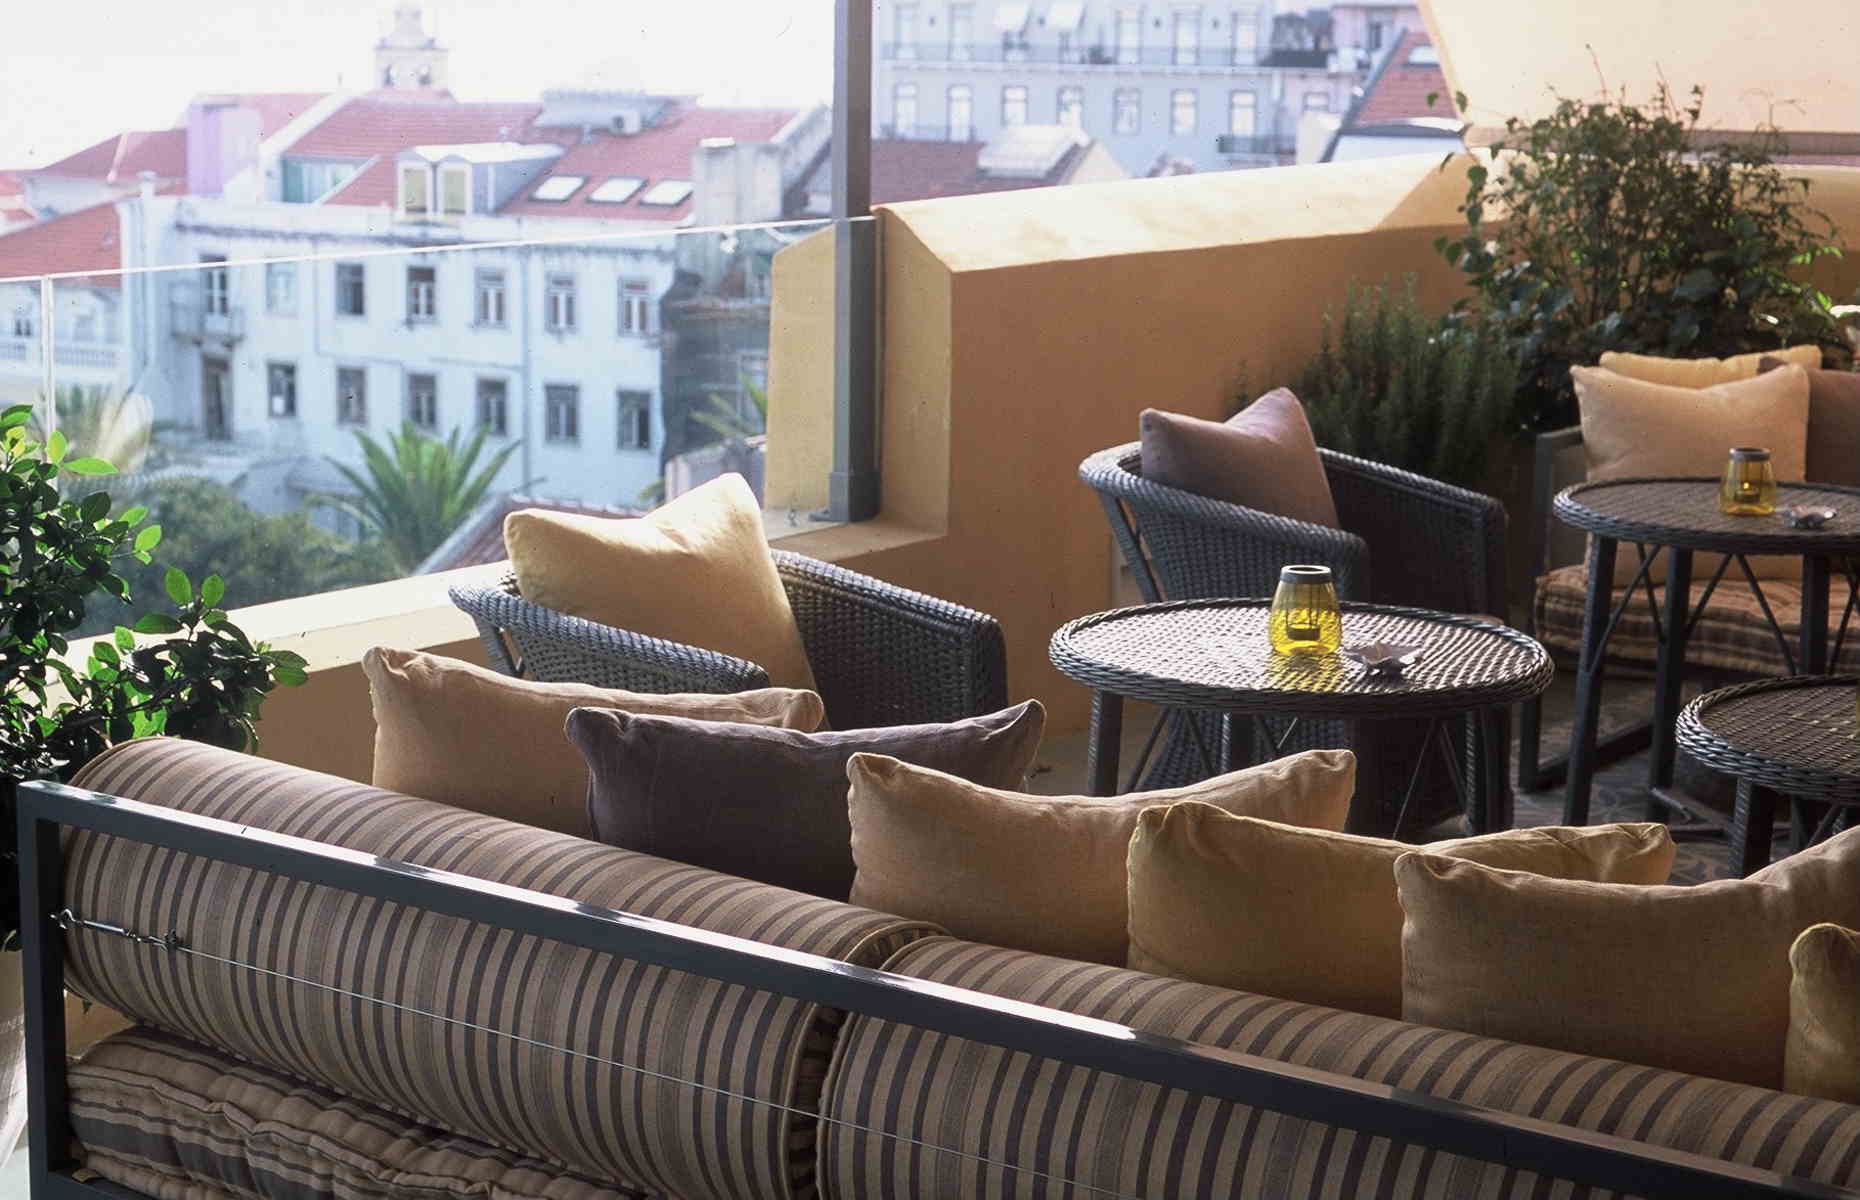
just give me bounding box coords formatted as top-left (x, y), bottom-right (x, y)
top-left (0, 401), bottom-right (305, 1154)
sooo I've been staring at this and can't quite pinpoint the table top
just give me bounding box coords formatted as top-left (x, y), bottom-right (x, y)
top-left (1554, 478), bottom-right (1860, 555)
top-left (1676, 676), bottom-right (1860, 804)
top-left (1049, 599), bottom-right (1553, 719)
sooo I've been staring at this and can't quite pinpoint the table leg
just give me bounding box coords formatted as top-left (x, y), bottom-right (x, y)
top-left (1087, 691), bottom-right (1124, 797)
top-left (1477, 706), bottom-right (1511, 834)
top-left (1565, 535), bottom-right (1619, 825)
top-left (1802, 554), bottom-right (1832, 675)
top-left (1645, 547), bottom-right (1692, 817)
top-left (1731, 781), bottom-right (1778, 877)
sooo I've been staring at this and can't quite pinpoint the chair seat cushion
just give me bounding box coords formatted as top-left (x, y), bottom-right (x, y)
top-left (1533, 563), bottom-right (1859, 677)
top-left (70, 1027), bottom-right (645, 1200)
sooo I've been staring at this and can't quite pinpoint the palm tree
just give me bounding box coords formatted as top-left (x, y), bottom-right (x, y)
top-left (691, 376), bottom-right (768, 483)
top-left (31, 384), bottom-right (153, 474)
top-left (321, 423), bottom-right (520, 576)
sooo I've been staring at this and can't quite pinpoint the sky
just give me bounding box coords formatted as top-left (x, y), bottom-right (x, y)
top-left (0, 1), bottom-right (838, 168)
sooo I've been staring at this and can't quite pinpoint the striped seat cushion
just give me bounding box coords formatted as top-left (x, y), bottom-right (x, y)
top-left (1534, 563), bottom-right (1860, 677)
top-left (64, 738), bottom-right (941, 1200)
top-left (71, 1027), bottom-right (646, 1200)
top-left (819, 938), bottom-right (1860, 1198)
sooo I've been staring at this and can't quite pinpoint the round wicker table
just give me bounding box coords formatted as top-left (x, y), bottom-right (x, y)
top-left (1049, 599), bottom-right (1553, 835)
top-left (1552, 477), bottom-right (1860, 829)
top-left (1676, 676), bottom-right (1860, 876)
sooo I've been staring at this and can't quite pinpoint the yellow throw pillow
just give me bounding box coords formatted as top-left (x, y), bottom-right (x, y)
top-left (1598, 344), bottom-right (1822, 388)
top-left (1786, 923), bottom-right (1860, 1102)
top-left (503, 473), bottom-right (817, 692)
top-left (1126, 807), bottom-right (1673, 1017)
top-left (364, 646), bottom-right (824, 837)
top-left (847, 749), bottom-right (1356, 966)
top-left (1573, 364), bottom-right (1810, 584)
top-left (1394, 826), bottom-right (1860, 1090)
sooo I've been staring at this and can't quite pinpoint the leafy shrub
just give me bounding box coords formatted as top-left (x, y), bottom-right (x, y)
top-left (1290, 277), bottom-right (1519, 490)
top-left (1439, 82), bottom-right (1846, 431)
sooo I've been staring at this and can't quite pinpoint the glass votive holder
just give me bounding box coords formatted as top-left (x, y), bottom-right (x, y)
top-left (1720, 447), bottom-right (1777, 516)
top-left (1269, 565), bottom-right (1342, 656)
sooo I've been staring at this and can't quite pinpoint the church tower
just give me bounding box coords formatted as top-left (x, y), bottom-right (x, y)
top-left (375, 5), bottom-right (448, 92)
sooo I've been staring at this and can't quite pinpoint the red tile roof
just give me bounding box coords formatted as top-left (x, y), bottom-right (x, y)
top-left (0, 199), bottom-right (125, 284)
top-left (0, 172), bottom-right (34, 226)
top-left (223, 91), bottom-right (333, 140)
top-left (1354, 30), bottom-right (1454, 125)
top-left (38, 129), bottom-right (188, 184)
top-left (869, 139), bottom-right (1082, 204)
top-left (294, 95), bottom-right (547, 209)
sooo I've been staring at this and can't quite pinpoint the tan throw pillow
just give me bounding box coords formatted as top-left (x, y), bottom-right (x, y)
top-left (1786, 923), bottom-right (1860, 1102)
top-left (1127, 807), bottom-right (1673, 1018)
top-left (1395, 826), bottom-right (1860, 1089)
top-left (1573, 364), bottom-right (1810, 583)
top-left (1139, 388), bottom-right (1340, 528)
top-left (364, 646), bottom-right (824, 838)
top-left (848, 749), bottom-right (1356, 966)
top-left (1759, 357), bottom-right (1860, 488)
top-left (503, 473), bottom-right (816, 691)
top-left (1598, 344), bottom-right (1822, 388)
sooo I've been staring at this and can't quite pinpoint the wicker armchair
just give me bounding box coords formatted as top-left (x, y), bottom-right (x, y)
top-left (449, 550), bottom-right (1008, 731)
top-left (1080, 442), bottom-right (1510, 834)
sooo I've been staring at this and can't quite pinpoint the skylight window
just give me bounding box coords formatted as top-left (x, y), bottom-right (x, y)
top-left (589, 176), bottom-right (647, 204)
top-left (531, 175), bottom-right (587, 202)
top-left (640, 179), bottom-right (694, 207)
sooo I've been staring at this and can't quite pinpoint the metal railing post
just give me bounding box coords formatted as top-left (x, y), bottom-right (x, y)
top-left (830, 0), bottom-right (880, 522)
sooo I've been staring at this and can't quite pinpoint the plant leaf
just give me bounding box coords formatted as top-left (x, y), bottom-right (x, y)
top-left (164, 566), bottom-right (193, 607)
top-left (134, 524), bottom-right (163, 553)
top-left (132, 612), bottom-right (183, 635)
top-left (62, 456), bottom-right (115, 476)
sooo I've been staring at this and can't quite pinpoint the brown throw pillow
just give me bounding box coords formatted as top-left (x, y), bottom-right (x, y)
top-left (1126, 806), bottom-right (1673, 1017)
top-left (1759, 357), bottom-right (1860, 488)
top-left (1786, 923), bottom-right (1860, 1102)
top-left (1395, 826), bottom-right (1860, 1089)
top-left (567, 701), bottom-right (1045, 901)
top-left (847, 749), bottom-right (1356, 965)
top-left (1139, 388), bottom-right (1339, 528)
top-left (365, 646), bottom-right (823, 838)
top-left (504, 473), bottom-right (816, 691)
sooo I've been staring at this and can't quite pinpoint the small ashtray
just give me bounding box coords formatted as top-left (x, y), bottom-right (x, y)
top-left (1778, 506), bottom-right (1837, 530)
top-left (1341, 642), bottom-right (1424, 678)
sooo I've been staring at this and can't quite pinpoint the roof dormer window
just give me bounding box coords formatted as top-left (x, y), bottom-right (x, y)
top-left (399, 163), bottom-right (430, 219)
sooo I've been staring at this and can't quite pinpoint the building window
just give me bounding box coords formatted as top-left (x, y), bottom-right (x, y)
top-left (282, 158), bottom-right (358, 203)
top-left (11, 306), bottom-right (33, 338)
top-left (267, 362), bottom-right (297, 418)
top-left (545, 273), bottom-right (576, 332)
top-left (337, 366), bottom-right (367, 425)
top-left (1116, 9), bottom-right (1141, 64)
top-left (477, 378), bottom-right (508, 437)
top-left (336, 263), bottom-right (365, 317)
top-left (266, 262), bottom-right (297, 316)
top-left (1232, 5), bottom-right (1258, 58)
top-left (440, 165), bottom-right (469, 218)
top-left (619, 278), bottom-right (653, 335)
top-left (1172, 89), bottom-right (1198, 135)
top-left (617, 390), bottom-right (651, 450)
top-left (948, 85), bottom-right (974, 141)
top-left (406, 372), bottom-right (438, 429)
top-left (1113, 88), bottom-right (1141, 135)
top-left (1057, 86), bottom-right (1083, 129)
top-left (407, 265), bottom-right (437, 322)
top-left (949, 3), bottom-right (973, 58)
top-left (893, 83), bottom-right (919, 137)
top-left (399, 164), bottom-right (430, 219)
top-left (545, 384), bottom-right (579, 442)
top-left (1173, 9), bottom-right (1200, 65)
top-left (894, 2), bottom-right (918, 55)
top-left (201, 255), bottom-right (229, 316)
top-left (1367, 19), bottom-right (1389, 52)
top-left (475, 268), bottom-right (507, 326)
top-left (1229, 90), bottom-right (1257, 136)
top-left (1304, 92), bottom-right (1331, 112)
top-left (1001, 85), bottom-right (1028, 127)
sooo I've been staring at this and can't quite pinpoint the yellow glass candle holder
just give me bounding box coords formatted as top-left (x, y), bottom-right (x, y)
top-left (1720, 447), bottom-right (1777, 516)
top-left (1269, 565), bottom-right (1342, 656)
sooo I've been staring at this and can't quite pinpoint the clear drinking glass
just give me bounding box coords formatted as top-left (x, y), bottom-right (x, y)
top-left (1269, 564), bottom-right (1342, 656)
top-left (1720, 446), bottom-right (1778, 516)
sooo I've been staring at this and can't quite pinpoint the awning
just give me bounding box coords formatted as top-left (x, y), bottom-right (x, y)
top-left (994, 3), bottom-right (1031, 33)
top-left (1046, 1), bottom-right (1084, 32)
top-left (1421, 0), bottom-right (1860, 152)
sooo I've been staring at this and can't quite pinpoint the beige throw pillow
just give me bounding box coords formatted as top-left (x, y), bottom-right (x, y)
top-left (1598, 344), bottom-right (1822, 388)
top-left (364, 646), bottom-right (824, 837)
top-left (1395, 826), bottom-right (1860, 1089)
top-left (1786, 923), bottom-right (1860, 1102)
top-left (1573, 364), bottom-right (1810, 583)
top-left (1127, 807), bottom-right (1673, 1017)
top-left (847, 749), bottom-right (1356, 966)
top-left (504, 473), bottom-right (817, 691)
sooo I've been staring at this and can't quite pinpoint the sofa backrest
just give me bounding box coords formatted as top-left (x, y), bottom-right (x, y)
top-left (63, 738), bottom-right (941, 1200)
top-left (819, 936), bottom-right (1860, 1198)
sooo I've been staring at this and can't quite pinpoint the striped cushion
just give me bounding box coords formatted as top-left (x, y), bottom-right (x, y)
top-left (71, 1027), bottom-right (644, 1200)
top-left (64, 738), bottom-right (940, 1200)
top-left (819, 938), bottom-right (1860, 1198)
top-left (1534, 563), bottom-right (1860, 677)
